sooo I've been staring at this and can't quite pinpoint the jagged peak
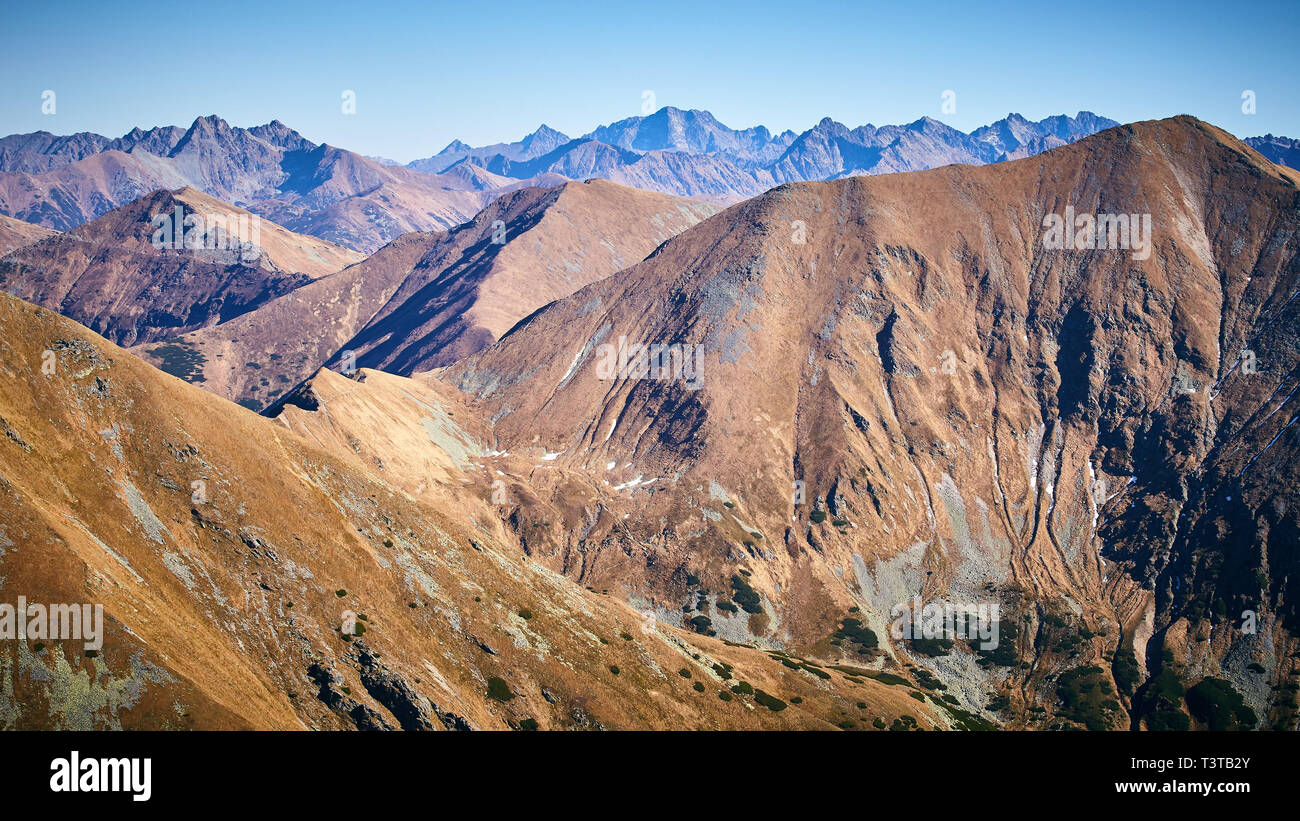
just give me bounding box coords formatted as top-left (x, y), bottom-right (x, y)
top-left (438, 138), bottom-right (472, 154)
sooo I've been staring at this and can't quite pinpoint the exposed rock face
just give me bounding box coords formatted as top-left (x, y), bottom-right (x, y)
top-left (0, 125), bottom-right (188, 174)
top-left (407, 125), bottom-right (572, 174)
top-left (0, 116), bottom-right (496, 253)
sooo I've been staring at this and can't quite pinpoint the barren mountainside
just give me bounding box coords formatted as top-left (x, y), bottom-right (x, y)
top-left (134, 180), bottom-right (719, 410)
top-left (431, 117), bottom-right (1300, 730)
top-left (1, 115), bottom-right (1297, 733)
top-left (0, 187), bottom-right (362, 346)
top-left (330, 179), bottom-right (720, 377)
top-left (0, 213), bottom-right (57, 255)
top-left (0, 293), bottom-right (956, 731)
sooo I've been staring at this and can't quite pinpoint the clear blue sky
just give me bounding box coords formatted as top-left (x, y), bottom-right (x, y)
top-left (1, 0), bottom-right (1297, 162)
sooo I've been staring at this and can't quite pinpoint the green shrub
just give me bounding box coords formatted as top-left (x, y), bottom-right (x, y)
top-left (1186, 678), bottom-right (1257, 730)
top-left (912, 668), bottom-right (946, 690)
top-left (833, 618), bottom-right (878, 651)
top-left (148, 342), bottom-right (208, 383)
top-left (1135, 661), bottom-right (1191, 731)
top-left (486, 677), bottom-right (514, 702)
top-left (730, 575), bottom-right (763, 614)
top-left (1056, 666), bottom-right (1120, 731)
top-left (1112, 641), bottom-right (1140, 696)
top-left (1147, 708), bottom-right (1190, 731)
top-left (753, 689), bottom-right (787, 712)
top-left (910, 637), bottom-right (954, 657)
top-left (800, 663), bottom-right (831, 680)
top-left (974, 618), bottom-right (1019, 667)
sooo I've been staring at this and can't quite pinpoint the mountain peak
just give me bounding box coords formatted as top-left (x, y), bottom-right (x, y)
top-left (187, 114), bottom-right (232, 133)
top-left (520, 124), bottom-right (570, 150)
top-left (906, 115), bottom-right (948, 130)
top-left (248, 119), bottom-right (312, 151)
top-left (650, 105), bottom-right (686, 117)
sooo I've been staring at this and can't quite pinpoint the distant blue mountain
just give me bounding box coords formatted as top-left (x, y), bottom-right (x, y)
top-left (407, 107), bottom-right (1121, 202)
top-left (1245, 134), bottom-right (1300, 170)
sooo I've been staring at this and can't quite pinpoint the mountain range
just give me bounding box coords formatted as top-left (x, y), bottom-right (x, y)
top-left (0, 109), bottom-right (1126, 254)
top-left (1244, 134), bottom-right (1300, 169)
top-left (413, 108), bottom-right (1124, 204)
top-left (0, 114), bottom-right (1297, 732)
top-left (0, 116), bottom-right (506, 253)
top-left (5, 107), bottom-right (1294, 262)
top-left (133, 180), bottom-right (718, 409)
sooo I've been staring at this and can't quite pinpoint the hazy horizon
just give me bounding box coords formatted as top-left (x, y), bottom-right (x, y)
top-left (2, 0), bottom-right (1297, 162)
